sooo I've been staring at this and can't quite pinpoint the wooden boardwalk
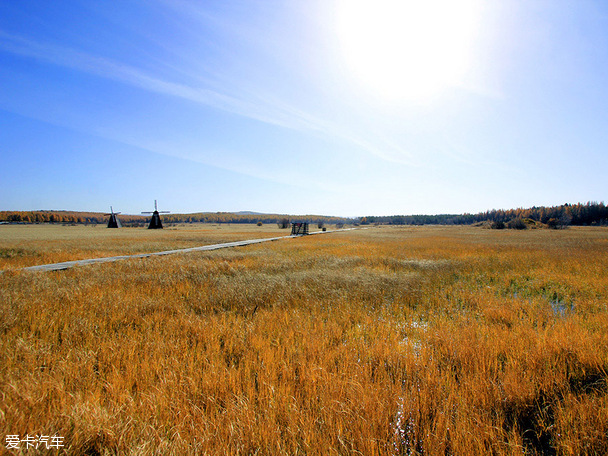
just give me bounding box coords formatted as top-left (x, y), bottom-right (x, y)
top-left (21, 228), bottom-right (358, 273)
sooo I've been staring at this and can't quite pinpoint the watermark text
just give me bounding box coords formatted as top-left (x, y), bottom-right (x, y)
top-left (5, 434), bottom-right (64, 450)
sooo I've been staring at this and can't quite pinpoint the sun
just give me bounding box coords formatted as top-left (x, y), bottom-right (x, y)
top-left (335, 0), bottom-right (481, 101)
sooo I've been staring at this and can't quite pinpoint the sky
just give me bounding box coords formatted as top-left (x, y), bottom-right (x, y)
top-left (1, 0), bottom-right (607, 217)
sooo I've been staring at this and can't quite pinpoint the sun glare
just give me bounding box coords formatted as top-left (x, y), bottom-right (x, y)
top-left (336, 0), bottom-right (481, 101)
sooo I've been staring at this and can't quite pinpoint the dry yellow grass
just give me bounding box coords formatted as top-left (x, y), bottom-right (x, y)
top-left (0, 223), bottom-right (288, 270)
top-left (1, 225), bottom-right (607, 454)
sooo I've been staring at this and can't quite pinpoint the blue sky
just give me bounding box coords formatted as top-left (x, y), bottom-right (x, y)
top-left (1, 0), bottom-right (607, 216)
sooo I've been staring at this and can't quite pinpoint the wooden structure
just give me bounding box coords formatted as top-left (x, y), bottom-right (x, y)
top-left (104, 206), bottom-right (122, 228)
top-left (291, 222), bottom-right (309, 235)
top-left (142, 200), bottom-right (170, 229)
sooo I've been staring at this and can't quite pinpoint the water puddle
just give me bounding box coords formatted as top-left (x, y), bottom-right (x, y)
top-left (550, 299), bottom-right (574, 317)
top-left (511, 292), bottom-right (575, 318)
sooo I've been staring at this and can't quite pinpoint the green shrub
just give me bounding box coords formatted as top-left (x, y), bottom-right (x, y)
top-left (490, 221), bottom-right (505, 230)
top-left (506, 218), bottom-right (527, 230)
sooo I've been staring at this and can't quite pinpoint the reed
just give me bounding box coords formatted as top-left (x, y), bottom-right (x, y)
top-left (1, 225), bottom-right (607, 454)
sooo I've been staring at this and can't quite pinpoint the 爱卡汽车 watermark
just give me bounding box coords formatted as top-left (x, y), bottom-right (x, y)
top-left (5, 434), bottom-right (64, 450)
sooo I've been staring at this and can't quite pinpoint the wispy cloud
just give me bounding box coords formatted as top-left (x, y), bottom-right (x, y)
top-left (0, 30), bottom-right (297, 128)
top-left (0, 29), bottom-right (418, 167)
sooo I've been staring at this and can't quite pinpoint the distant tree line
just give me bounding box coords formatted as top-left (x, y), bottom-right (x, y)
top-left (0, 211), bottom-right (149, 226)
top-left (0, 210), bottom-right (352, 226)
top-left (359, 214), bottom-right (478, 226)
top-left (358, 202), bottom-right (608, 227)
top-left (161, 212), bottom-right (350, 226)
top-left (477, 202), bottom-right (608, 226)
top-left (2, 202), bottom-right (606, 228)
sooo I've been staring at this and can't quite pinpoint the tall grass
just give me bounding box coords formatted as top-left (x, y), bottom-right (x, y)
top-left (1, 226), bottom-right (607, 454)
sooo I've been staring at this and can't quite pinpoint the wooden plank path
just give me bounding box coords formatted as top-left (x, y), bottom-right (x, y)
top-left (21, 228), bottom-right (359, 273)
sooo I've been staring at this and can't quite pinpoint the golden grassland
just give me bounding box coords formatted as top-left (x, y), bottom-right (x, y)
top-left (1, 225), bottom-right (608, 455)
top-left (0, 223), bottom-right (290, 270)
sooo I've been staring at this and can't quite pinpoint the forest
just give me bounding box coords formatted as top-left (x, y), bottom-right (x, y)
top-left (361, 201), bottom-right (608, 227)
